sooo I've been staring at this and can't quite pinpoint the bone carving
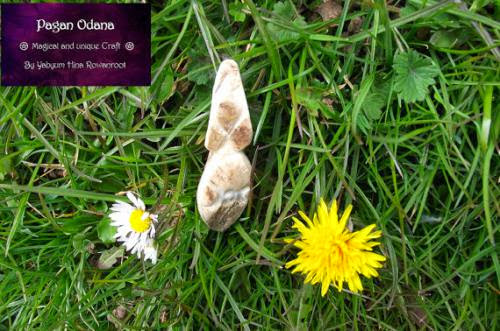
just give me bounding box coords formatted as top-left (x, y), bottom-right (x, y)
top-left (196, 59), bottom-right (253, 231)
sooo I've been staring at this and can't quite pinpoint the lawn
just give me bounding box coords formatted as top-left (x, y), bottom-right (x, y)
top-left (0, 0), bottom-right (499, 329)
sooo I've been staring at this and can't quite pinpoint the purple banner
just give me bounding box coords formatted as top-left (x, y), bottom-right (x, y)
top-left (1, 3), bottom-right (151, 86)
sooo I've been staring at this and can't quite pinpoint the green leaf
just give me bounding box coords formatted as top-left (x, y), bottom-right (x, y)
top-left (267, 1), bottom-right (306, 42)
top-left (0, 157), bottom-right (12, 181)
top-left (362, 92), bottom-right (384, 120)
top-left (430, 30), bottom-right (458, 48)
top-left (97, 246), bottom-right (124, 270)
top-left (271, 1), bottom-right (295, 19)
top-left (151, 67), bottom-right (174, 105)
top-left (393, 50), bottom-right (440, 103)
top-left (399, 5), bottom-right (416, 17)
top-left (361, 78), bottom-right (390, 121)
top-left (72, 232), bottom-right (90, 253)
top-left (430, 29), bottom-right (469, 49)
top-left (229, 2), bottom-right (246, 22)
top-left (296, 87), bottom-right (323, 117)
top-left (187, 60), bottom-right (211, 86)
top-left (356, 112), bottom-right (371, 134)
top-left (97, 217), bottom-right (117, 244)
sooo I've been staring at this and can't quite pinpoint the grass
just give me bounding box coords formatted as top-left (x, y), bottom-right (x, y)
top-left (1, 0), bottom-right (499, 329)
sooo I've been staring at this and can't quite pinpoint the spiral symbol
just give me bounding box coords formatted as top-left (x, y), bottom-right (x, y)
top-left (125, 42), bottom-right (134, 51)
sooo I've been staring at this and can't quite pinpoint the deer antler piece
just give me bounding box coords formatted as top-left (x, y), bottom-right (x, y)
top-left (196, 60), bottom-right (253, 231)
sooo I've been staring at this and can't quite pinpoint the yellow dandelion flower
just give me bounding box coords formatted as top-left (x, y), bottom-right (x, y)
top-left (286, 199), bottom-right (386, 296)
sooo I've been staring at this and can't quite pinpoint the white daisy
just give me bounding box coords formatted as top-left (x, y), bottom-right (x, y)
top-left (109, 192), bottom-right (158, 264)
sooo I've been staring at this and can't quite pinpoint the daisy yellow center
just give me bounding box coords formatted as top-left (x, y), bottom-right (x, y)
top-left (286, 199), bottom-right (386, 296)
top-left (129, 209), bottom-right (151, 233)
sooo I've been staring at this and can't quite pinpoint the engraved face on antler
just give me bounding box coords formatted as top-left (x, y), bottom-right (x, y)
top-left (196, 59), bottom-right (253, 231)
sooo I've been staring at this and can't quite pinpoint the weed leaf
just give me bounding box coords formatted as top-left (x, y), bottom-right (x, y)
top-left (393, 50), bottom-right (440, 103)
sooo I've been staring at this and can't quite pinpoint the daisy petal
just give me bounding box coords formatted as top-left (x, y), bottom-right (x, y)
top-left (126, 192), bottom-right (141, 209)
